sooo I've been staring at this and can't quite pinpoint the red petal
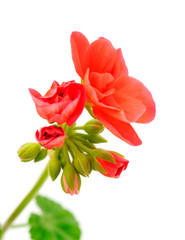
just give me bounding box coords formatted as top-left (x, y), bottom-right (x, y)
top-left (89, 72), bottom-right (114, 92)
top-left (113, 95), bottom-right (146, 122)
top-left (44, 81), bottom-right (59, 98)
top-left (85, 38), bottom-right (117, 73)
top-left (70, 32), bottom-right (89, 78)
top-left (112, 75), bottom-right (156, 123)
top-left (111, 48), bottom-right (128, 78)
top-left (93, 106), bottom-right (142, 146)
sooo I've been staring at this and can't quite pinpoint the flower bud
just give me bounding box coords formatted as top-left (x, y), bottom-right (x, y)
top-left (18, 143), bottom-right (41, 162)
top-left (73, 153), bottom-right (92, 177)
top-left (48, 157), bottom-right (61, 181)
top-left (96, 151), bottom-right (129, 178)
top-left (34, 148), bottom-right (48, 162)
top-left (35, 126), bottom-right (65, 149)
top-left (86, 134), bottom-right (107, 143)
top-left (84, 119), bottom-right (104, 134)
top-left (61, 164), bottom-right (81, 195)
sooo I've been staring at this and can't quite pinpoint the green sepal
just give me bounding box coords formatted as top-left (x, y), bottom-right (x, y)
top-left (48, 158), bottom-right (61, 181)
top-left (34, 148), bottom-right (48, 162)
top-left (109, 151), bottom-right (125, 158)
top-left (91, 149), bottom-right (115, 163)
top-left (92, 157), bottom-right (107, 174)
top-left (66, 122), bottom-right (76, 136)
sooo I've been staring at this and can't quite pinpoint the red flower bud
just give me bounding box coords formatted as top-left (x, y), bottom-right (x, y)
top-left (61, 164), bottom-right (81, 195)
top-left (29, 80), bottom-right (86, 126)
top-left (96, 151), bottom-right (129, 178)
top-left (35, 126), bottom-right (65, 149)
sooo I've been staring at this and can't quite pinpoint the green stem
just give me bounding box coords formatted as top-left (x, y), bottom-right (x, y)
top-left (73, 126), bottom-right (84, 130)
top-left (1, 163), bottom-right (49, 237)
top-left (85, 105), bottom-right (95, 119)
top-left (65, 138), bottom-right (80, 155)
top-left (10, 223), bottom-right (28, 229)
top-left (72, 139), bottom-right (94, 157)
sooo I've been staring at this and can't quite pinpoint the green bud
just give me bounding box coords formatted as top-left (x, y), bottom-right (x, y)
top-left (48, 157), bottom-right (61, 181)
top-left (86, 134), bottom-right (107, 143)
top-left (73, 153), bottom-right (92, 177)
top-left (34, 148), bottom-right (48, 162)
top-left (58, 148), bottom-right (66, 168)
top-left (18, 143), bottom-right (41, 162)
top-left (61, 164), bottom-right (81, 195)
top-left (91, 148), bottom-right (115, 163)
top-left (84, 119), bottom-right (104, 134)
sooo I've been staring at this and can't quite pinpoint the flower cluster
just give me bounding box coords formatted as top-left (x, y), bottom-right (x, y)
top-left (18, 32), bottom-right (155, 195)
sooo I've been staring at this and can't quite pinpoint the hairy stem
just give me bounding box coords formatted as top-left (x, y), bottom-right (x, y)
top-left (1, 163), bottom-right (49, 237)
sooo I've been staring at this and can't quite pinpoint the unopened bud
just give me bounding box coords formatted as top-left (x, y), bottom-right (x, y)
top-left (18, 143), bottom-right (41, 162)
top-left (61, 164), bottom-right (81, 195)
top-left (34, 148), bottom-right (48, 162)
top-left (48, 157), bottom-right (61, 181)
top-left (84, 119), bottom-right (104, 134)
top-left (86, 134), bottom-right (107, 143)
top-left (73, 153), bottom-right (92, 177)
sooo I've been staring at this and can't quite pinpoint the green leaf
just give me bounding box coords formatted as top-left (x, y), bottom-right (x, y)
top-left (29, 195), bottom-right (81, 240)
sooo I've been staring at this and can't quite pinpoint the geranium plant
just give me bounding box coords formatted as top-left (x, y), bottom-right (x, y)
top-left (0, 32), bottom-right (155, 240)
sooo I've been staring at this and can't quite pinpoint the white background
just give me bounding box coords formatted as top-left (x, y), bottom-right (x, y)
top-left (0, 0), bottom-right (185, 239)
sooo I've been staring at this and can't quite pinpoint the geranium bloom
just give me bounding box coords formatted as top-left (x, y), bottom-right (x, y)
top-left (29, 80), bottom-right (86, 126)
top-left (35, 126), bottom-right (65, 149)
top-left (71, 32), bottom-right (156, 146)
top-left (96, 151), bottom-right (129, 178)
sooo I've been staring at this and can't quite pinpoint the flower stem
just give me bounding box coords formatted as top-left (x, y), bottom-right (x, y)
top-left (1, 163), bottom-right (49, 237)
top-left (85, 105), bottom-right (95, 119)
top-left (73, 126), bottom-right (84, 130)
top-left (10, 223), bottom-right (28, 229)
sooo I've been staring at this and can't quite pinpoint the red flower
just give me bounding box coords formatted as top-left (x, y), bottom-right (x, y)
top-left (35, 126), bottom-right (65, 149)
top-left (70, 32), bottom-right (156, 146)
top-left (96, 151), bottom-right (129, 178)
top-left (29, 80), bottom-right (86, 126)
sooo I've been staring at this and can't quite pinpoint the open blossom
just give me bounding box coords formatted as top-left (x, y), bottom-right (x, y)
top-left (35, 126), bottom-right (65, 149)
top-left (71, 32), bottom-right (156, 146)
top-left (29, 80), bottom-right (86, 126)
top-left (96, 151), bottom-right (129, 178)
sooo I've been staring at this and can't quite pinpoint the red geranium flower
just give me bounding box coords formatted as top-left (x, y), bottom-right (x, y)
top-left (70, 32), bottom-right (156, 146)
top-left (29, 80), bottom-right (86, 126)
